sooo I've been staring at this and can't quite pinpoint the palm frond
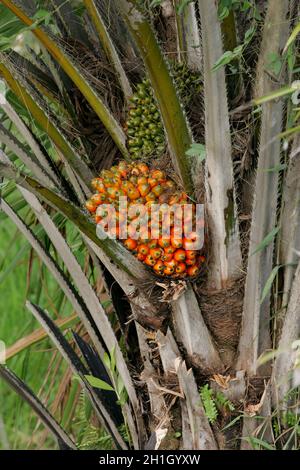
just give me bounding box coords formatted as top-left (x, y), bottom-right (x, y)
top-left (0, 59), bottom-right (93, 190)
top-left (0, 84), bottom-right (61, 186)
top-left (198, 0), bottom-right (242, 288)
top-left (1, 0), bottom-right (129, 158)
top-left (48, 0), bottom-right (91, 45)
top-left (0, 122), bottom-right (57, 189)
top-left (83, 0), bottom-right (133, 101)
top-left (0, 196), bottom-right (106, 358)
top-left (0, 364), bottom-right (77, 449)
top-left (26, 301), bottom-right (128, 449)
top-left (174, 0), bottom-right (202, 71)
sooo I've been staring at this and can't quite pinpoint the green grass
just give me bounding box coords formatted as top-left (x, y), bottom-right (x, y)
top-left (0, 216), bottom-right (72, 449)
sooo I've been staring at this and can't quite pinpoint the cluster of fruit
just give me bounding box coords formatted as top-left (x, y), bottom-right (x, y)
top-left (125, 78), bottom-right (165, 160)
top-left (172, 62), bottom-right (202, 106)
top-left (85, 161), bottom-right (204, 279)
top-left (124, 63), bottom-right (201, 160)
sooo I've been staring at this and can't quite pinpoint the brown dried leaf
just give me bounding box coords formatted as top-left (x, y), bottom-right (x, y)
top-left (157, 280), bottom-right (187, 303)
top-left (244, 403), bottom-right (262, 417)
top-left (212, 374), bottom-right (231, 389)
top-left (244, 381), bottom-right (269, 416)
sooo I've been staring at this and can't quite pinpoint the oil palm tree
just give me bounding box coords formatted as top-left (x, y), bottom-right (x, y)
top-left (0, 0), bottom-right (299, 450)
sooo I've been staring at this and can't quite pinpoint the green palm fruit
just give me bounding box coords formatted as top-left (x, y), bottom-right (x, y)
top-left (125, 61), bottom-right (201, 160)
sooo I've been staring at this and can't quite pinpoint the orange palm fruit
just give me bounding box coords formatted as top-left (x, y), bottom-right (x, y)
top-left (91, 177), bottom-right (102, 190)
top-left (115, 189), bottom-right (126, 198)
top-left (138, 183), bottom-right (151, 197)
top-left (106, 187), bottom-right (119, 199)
top-left (148, 239), bottom-right (158, 248)
top-left (122, 181), bottom-right (134, 192)
top-left (110, 166), bottom-right (119, 174)
top-left (171, 237), bottom-right (183, 249)
top-left (186, 258), bottom-right (196, 266)
top-left (137, 163), bottom-right (149, 174)
top-left (145, 200), bottom-right (155, 209)
top-left (164, 266), bottom-right (175, 276)
top-left (180, 193), bottom-right (188, 202)
top-left (127, 187), bottom-right (141, 200)
top-left (174, 249), bottom-right (186, 262)
top-left (187, 265), bottom-right (199, 277)
top-left (145, 254), bottom-right (156, 266)
top-left (158, 237), bottom-right (170, 248)
top-left (137, 253), bottom-right (146, 261)
top-left (135, 197), bottom-right (146, 205)
top-left (185, 250), bottom-right (196, 259)
top-left (118, 163), bottom-right (128, 178)
top-left (129, 175), bottom-right (138, 185)
top-left (151, 169), bottom-right (165, 181)
top-left (137, 176), bottom-right (148, 185)
top-left (145, 191), bottom-right (156, 202)
top-left (148, 177), bottom-right (158, 188)
top-left (164, 245), bottom-right (175, 255)
top-left (164, 259), bottom-right (176, 270)
top-left (152, 184), bottom-right (163, 197)
top-left (138, 244), bottom-right (149, 256)
top-left (91, 193), bottom-right (105, 205)
top-left (149, 247), bottom-right (163, 259)
top-left (176, 262), bottom-right (186, 274)
top-left (124, 238), bottom-right (137, 251)
top-left (102, 170), bottom-right (114, 179)
top-left (97, 183), bottom-right (106, 194)
top-left (161, 252), bottom-right (173, 262)
top-left (153, 260), bottom-right (165, 274)
top-left (85, 200), bottom-right (97, 213)
top-left (111, 175), bottom-right (121, 187)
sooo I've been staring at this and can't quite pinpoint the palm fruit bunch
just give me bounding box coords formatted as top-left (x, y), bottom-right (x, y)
top-left (85, 160), bottom-right (204, 279)
top-left (125, 63), bottom-right (201, 160)
top-left (125, 78), bottom-right (165, 160)
top-left (171, 61), bottom-right (202, 106)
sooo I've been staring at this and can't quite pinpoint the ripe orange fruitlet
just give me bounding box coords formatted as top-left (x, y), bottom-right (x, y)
top-left (124, 238), bottom-right (137, 251)
top-left (174, 249), bottom-right (186, 262)
top-left (187, 265), bottom-right (200, 277)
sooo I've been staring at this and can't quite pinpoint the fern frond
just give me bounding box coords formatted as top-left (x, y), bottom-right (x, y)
top-left (199, 385), bottom-right (218, 424)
